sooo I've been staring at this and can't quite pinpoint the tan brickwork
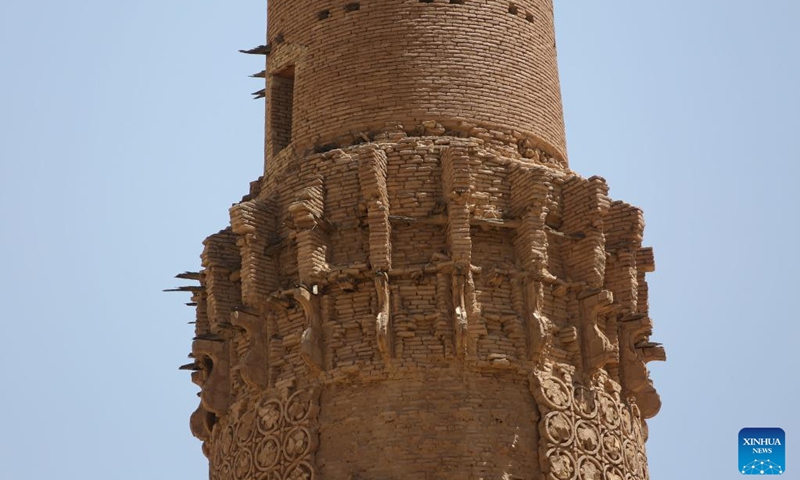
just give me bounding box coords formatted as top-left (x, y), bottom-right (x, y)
top-left (263, 0), bottom-right (566, 165)
top-left (176, 2), bottom-right (665, 479)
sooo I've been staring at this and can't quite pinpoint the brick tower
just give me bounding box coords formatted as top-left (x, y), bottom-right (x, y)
top-left (177, 1), bottom-right (665, 479)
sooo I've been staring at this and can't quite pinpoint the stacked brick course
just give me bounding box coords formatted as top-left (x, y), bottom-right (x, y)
top-left (177, 1), bottom-right (664, 479)
top-left (264, 0), bottom-right (566, 165)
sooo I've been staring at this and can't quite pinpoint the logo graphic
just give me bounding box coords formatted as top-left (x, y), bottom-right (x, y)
top-left (739, 428), bottom-right (785, 475)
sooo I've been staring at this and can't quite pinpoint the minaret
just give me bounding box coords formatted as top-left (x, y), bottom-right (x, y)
top-left (177, 1), bottom-right (665, 479)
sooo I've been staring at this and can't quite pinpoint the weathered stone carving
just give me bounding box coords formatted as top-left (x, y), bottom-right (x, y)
top-left (441, 146), bottom-right (485, 358)
top-left (209, 389), bottom-right (319, 480)
top-left (618, 314), bottom-right (664, 420)
top-left (293, 287), bottom-right (324, 374)
top-left (190, 403), bottom-right (214, 444)
top-left (532, 367), bottom-right (651, 480)
top-left (193, 339), bottom-right (231, 416)
top-left (358, 148), bottom-right (394, 361)
top-left (577, 289), bottom-right (619, 378)
top-left (231, 308), bottom-right (270, 390)
top-left (373, 271), bottom-right (393, 361)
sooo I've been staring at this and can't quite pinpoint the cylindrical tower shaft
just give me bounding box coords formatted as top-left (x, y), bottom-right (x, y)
top-left (263, 0), bottom-right (566, 166)
top-left (179, 2), bottom-right (666, 479)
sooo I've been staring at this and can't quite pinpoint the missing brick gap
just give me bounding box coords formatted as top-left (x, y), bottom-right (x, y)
top-left (317, 9), bottom-right (331, 20)
top-left (450, 0), bottom-right (464, 4)
top-left (419, 0), bottom-right (434, 3)
top-left (344, 2), bottom-right (360, 11)
top-left (508, 3), bottom-right (518, 15)
top-left (525, 12), bottom-right (534, 23)
top-left (270, 65), bottom-right (295, 155)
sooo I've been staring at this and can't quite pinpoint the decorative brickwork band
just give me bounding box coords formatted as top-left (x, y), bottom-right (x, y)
top-left (441, 145), bottom-right (483, 358)
top-left (358, 147), bottom-right (394, 360)
top-left (209, 389), bottom-right (320, 480)
top-left (531, 367), bottom-right (650, 480)
top-left (179, 131), bottom-right (665, 477)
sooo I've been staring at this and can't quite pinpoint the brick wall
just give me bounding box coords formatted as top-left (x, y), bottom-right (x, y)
top-left (262, 0), bottom-right (567, 164)
top-left (179, 1), bottom-right (666, 477)
top-left (183, 129), bottom-right (664, 479)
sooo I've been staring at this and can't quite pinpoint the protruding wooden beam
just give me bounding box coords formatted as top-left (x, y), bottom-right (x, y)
top-left (176, 271), bottom-right (202, 280)
top-left (239, 44), bottom-right (271, 55)
top-left (193, 333), bottom-right (224, 342)
top-left (164, 286), bottom-right (204, 293)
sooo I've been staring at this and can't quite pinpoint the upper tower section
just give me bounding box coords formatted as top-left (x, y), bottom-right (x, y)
top-left (261, 0), bottom-right (567, 166)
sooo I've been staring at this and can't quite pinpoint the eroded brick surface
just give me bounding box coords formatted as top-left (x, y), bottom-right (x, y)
top-left (178, 2), bottom-right (664, 479)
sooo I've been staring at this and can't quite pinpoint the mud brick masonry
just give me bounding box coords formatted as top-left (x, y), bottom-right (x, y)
top-left (171, 1), bottom-right (666, 479)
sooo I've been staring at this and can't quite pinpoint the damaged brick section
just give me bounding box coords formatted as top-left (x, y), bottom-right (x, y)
top-left (172, 1), bottom-right (665, 479)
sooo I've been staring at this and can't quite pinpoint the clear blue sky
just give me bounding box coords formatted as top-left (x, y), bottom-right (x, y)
top-left (1, 1), bottom-right (798, 479)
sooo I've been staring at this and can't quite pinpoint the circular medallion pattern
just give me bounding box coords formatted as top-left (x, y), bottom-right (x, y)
top-left (573, 387), bottom-right (597, 420)
top-left (601, 432), bottom-right (623, 465)
top-left (218, 461), bottom-right (232, 480)
top-left (636, 453), bottom-right (647, 478)
top-left (285, 461), bottom-right (316, 480)
top-left (541, 376), bottom-right (572, 410)
top-left (257, 399), bottom-right (283, 435)
top-left (534, 372), bottom-right (652, 479)
top-left (285, 392), bottom-right (310, 424)
top-left (220, 424), bottom-right (235, 455)
top-left (255, 436), bottom-right (281, 470)
top-left (577, 456), bottom-right (603, 480)
top-left (622, 439), bottom-right (637, 470)
top-left (598, 393), bottom-right (620, 429)
top-left (284, 427), bottom-right (312, 461)
top-left (547, 449), bottom-right (577, 480)
top-left (603, 465), bottom-right (625, 480)
top-left (207, 392), bottom-right (318, 480)
top-left (574, 420), bottom-right (600, 455)
top-left (233, 448), bottom-right (253, 480)
top-left (545, 411), bottom-right (575, 446)
top-left (620, 407), bottom-right (633, 436)
top-left (237, 410), bottom-right (256, 445)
